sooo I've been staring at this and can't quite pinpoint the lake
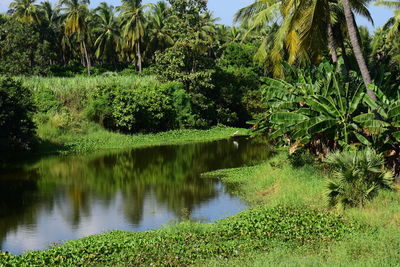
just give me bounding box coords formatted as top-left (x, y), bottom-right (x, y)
top-left (0, 136), bottom-right (271, 255)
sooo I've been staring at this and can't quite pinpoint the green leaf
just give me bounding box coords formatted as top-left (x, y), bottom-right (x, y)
top-left (392, 131), bottom-right (400, 142)
top-left (307, 97), bottom-right (339, 118)
top-left (363, 94), bottom-right (379, 110)
top-left (349, 87), bottom-right (365, 114)
top-left (353, 113), bottom-right (375, 124)
top-left (270, 112), bottom-right (308, 125)
top-left (354, 132), bottom-right (371, 146)
top-left (308, 119), bottom-right (337, 135)
top-left (388, 104), bottom-right (400, 119)
top-left (269, 128), bottom-right (287, 139)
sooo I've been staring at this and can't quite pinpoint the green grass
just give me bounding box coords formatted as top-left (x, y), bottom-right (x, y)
top-left (19, 75), bottom-right (159, 94)
top-left (203, 153), bottom-right (400, 266)
top-left (205, 153), bottom-right (327, 208)
top-left (35, 124), bottom-right (249, 154)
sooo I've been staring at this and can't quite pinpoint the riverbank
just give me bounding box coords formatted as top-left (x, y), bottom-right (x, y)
top-left (1, 126), bottom-right (249, 169)
top-left (2, 151), bottom-right (399, 266)
top-left (36, 125), bottom-right (250, 154)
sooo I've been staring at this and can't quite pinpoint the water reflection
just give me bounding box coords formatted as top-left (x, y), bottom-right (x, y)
top-left (0, 137), bottom-right (271, 254)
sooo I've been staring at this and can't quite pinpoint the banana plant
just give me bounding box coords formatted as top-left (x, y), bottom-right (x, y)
top-left (260, 62), bottom-right (371, 155)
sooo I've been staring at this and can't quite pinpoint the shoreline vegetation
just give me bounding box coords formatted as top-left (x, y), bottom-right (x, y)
top-left (1, 147), bottom-right (399, 266)
top-left (34, 126), bottom-right (250, 155)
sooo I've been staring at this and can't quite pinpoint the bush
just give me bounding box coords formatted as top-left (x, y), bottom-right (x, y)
top-left (213, 66), bottom-right (262, 126)
top-left (85, 85), bottom-right (117, 130)
top-left (85, 82), bottom-right (196, 133)
top-left (112, 85), bottom-right (175, 132)
top-left (0, 78), bottom-right (36, 151)
top-left (161, 82), bottom-right (197, 128)
top-left (325, 149), bottom-right (395, 209)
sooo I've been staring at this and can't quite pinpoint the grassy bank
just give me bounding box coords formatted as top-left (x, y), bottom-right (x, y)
top-left (205, 154), bottom-right (400, 266)
top-left (2, 152), bottom-right (399, 266)
top-left (35, 125), bottom-right (249, 154)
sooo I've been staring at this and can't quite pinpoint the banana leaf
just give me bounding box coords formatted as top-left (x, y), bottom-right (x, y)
top-left (270, 112), bottom-right (308, 125)
top-left (354, 132), bottom-right (372, 146)
top-left (308, 119), bottom-right (337, 135)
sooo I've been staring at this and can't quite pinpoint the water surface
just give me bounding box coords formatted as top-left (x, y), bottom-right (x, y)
top-left (0, 137), bottom-right (271, 254)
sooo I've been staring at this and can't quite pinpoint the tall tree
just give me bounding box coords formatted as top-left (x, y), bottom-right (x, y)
top-left (8, 0), bottom-right (42, 24)
top-left (93, 2), bottom-right (120, 63)
top-left (341, 0), bottom-right (376, 100)
top-left (60, 0), bottom-right (91, 75)
top-left (145, 1), bottom-right (173, 57)
top-left (117, 0), bottom-right (149, 72)
top-left (234, 0), bottom-right (375, 80)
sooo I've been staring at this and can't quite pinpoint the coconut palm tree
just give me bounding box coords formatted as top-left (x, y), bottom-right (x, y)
top-left (60, 0), bottom-right (91, 75)
top-left (145, 1), bottom-right (173, 57)
top-left (375, 1), bottom-right (400, 40)
top-left (40, 0), bottom-right (59, 26)
top-left (117, 0), bottom-right (150, 72)
top-left (234, 0), bottom-right (326, 76)
top-left (93, 2), bottom-right (120, 63)
top-left (341, 0), bottom-right (375, 99)
top-left (235, 0), bottom-right (377, 96)
top-left (8, 0), bottom-right (42, 24)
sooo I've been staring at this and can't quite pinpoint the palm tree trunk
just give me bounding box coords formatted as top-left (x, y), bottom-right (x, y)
top-left (137, 42), bottom-right (142, 73)
top-left (327, 22), bottom-right (338, 63)
top-left (82, 40), bottom-right (91, 76)
top-left (325, 0), bottom-right (338, 63)
top-left (341, 0), bottom-right (377, 101)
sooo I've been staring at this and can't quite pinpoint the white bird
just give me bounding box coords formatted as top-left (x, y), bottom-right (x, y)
top-left (233, 141), bottom-right (239, 149)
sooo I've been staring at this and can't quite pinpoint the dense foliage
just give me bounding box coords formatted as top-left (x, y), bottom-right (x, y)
top-left (0, 78), bottom-right (36, 151)
top-left (0, 206), bottom-right (360, 266)
top-left (86, 82), bottom-right (193, 132)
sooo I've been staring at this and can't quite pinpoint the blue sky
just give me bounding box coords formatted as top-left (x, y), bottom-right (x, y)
top-left (0, 0), bottom-right (394, 32)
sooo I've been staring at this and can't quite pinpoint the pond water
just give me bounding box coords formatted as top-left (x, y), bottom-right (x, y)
top-left (0, 136), bottom-right (271, 255)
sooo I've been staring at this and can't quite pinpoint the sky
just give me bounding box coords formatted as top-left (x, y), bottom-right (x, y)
top-left (0, 0), bottom-right (394, 32)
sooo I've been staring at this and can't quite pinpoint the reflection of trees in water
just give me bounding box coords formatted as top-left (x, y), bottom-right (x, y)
top-left (0, 170), bottom-right (47, 251)
top-left (0, 137), bottom-right (272, 246)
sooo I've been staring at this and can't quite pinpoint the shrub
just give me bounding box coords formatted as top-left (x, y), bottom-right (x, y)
top-left (325, 149), bottom-right (395, 209)
top-left (85, 82), bottom-right (195, 133)
top-left (0, 78), bottom-right (36, 151)
top-left (161, 82), bottom-right (197, 128)
top-left (112, 85), bottom-right (175, 132)
top-left (213, 66), bottom-right (262, 126)
top-left (85, 85), bottom-right (116, 130)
